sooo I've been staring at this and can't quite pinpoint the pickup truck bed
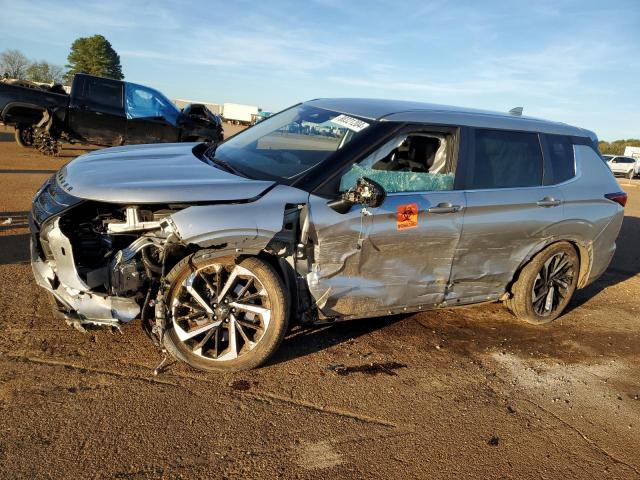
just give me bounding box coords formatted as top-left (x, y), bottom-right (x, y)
top-left (0, 82), bottom-right (69, 125)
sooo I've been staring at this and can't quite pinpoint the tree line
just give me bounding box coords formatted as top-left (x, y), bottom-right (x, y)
top-left (599, 139), bottom-right (640, 155)
top-left (0, 34), bottom-right (123, 85)
top-left (0, 49), bottom-right (65, 84)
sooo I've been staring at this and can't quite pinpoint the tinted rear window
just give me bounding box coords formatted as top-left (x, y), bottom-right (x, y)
top-left (469, 129), bottom-right (543, 189)
top-left (542, 134), bottom-right (575, 185)
top-left (80, 77), bottom-right (122, 109)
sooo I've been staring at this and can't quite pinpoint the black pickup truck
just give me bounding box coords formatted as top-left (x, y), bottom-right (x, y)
top-left (0, 74), bottom-right (224, 155)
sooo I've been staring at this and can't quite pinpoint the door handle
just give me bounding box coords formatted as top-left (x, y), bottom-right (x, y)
top-left (427, 202), bottom-right (462, 214)
top-left (536, 196), bottom-right (561, 207)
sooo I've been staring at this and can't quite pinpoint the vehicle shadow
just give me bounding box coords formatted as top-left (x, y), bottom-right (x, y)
top-left (58, 145), bottom-right (100, 158)
top-left (568, 214), bottom-right (640, 311)
top-left (267, 315), bottom-right (407, 367)
top-left (0, 132), bottom-right (14, 142)
top-left (0, 233), bottom-right (30, 265)
top-left (0, 169), bottom-right (57, 174)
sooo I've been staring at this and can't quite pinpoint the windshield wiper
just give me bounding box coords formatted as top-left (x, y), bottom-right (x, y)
top-left (203, 144), bottom-right (218, 164)
top-left (212, 157), bottom-right (246, 177)
top-left (202, 144), bottom-right (246, 176)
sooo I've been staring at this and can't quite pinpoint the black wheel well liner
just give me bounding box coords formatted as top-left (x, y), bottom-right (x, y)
top-left (1, 102), bottom-right (47, 126)
top-left (256, 250), bottom-right (301, 325)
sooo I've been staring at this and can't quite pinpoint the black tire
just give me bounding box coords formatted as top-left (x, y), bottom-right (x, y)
top-left (505, 242), bottom-right (579, 325)
top-left (163, 253), bottom-right (289, 371)
top-left (15, 125), bottom-right (35, 148)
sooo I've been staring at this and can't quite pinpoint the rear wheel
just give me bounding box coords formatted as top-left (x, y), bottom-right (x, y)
top-left (15, 125), bottom-right (35, 148)
top-left (163, 253), bottom-right (289, 371)
top-left (505, 242), bottom-right (579, 325)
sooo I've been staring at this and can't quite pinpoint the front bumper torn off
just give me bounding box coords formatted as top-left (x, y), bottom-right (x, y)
top-left (31, 219), bottom-right (140, 326)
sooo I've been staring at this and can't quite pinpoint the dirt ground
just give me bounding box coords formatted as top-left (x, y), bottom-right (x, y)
top-left (0, 124), bottom-right (639, 479)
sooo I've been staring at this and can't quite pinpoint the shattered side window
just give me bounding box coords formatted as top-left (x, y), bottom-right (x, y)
top-left (339, 133), bottom-right (455, 193)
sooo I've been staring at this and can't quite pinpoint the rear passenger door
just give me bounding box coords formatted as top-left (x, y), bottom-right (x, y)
top-left (448, 129), bottom-right (567, 303)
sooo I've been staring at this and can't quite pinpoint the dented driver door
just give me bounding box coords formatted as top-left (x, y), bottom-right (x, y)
top-left (307, 190), bottom-right (466, 319)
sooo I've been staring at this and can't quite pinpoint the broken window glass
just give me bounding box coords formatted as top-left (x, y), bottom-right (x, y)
top-left (339, 133), bottom-right (455, 193)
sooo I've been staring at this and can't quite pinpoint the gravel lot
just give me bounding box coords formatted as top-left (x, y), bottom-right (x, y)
top-left (0, 125), bottom-right (639, 479)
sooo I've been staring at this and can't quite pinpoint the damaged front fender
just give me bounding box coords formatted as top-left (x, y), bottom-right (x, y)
top-left (168, 185), bottom-right (309, 255)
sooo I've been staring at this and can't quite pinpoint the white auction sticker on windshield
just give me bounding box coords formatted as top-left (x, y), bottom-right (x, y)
top-left (330, 114), bottom-right (370, 132)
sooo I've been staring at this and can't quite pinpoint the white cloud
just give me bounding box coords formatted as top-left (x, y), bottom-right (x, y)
top-left (329, 37), bottom-right (623, 107)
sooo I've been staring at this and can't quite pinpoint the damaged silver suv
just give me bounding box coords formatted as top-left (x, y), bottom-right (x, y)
top-left (30, 99), bottom-right (626, 371)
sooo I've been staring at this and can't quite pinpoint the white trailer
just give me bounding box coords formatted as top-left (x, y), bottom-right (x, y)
top-left (222, 103), bottom-right (259, 125)
top-left (624, 146), bottom-right (640, 160)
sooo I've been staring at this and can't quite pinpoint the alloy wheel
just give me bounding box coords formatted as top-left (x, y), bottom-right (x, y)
top-left (531, 252), bottom-right (575, 317)
top-left (170, 263), bottom-right (271, 362)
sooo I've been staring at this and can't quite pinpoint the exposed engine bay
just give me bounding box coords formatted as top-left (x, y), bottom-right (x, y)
top-left (33, 200), bottom-right (182, 331)
top-left (62, 204), bottom-right (174, 294)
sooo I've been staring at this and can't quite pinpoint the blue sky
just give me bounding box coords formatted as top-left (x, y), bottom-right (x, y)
top-left (0, 0), bottom-right (638, 140)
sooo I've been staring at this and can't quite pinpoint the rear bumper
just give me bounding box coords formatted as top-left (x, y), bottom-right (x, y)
top-left (30, 219), bottom-right (140, 326)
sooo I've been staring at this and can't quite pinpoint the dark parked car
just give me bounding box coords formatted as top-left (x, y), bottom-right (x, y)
top-left (0, 74), bottom-right (224, 155)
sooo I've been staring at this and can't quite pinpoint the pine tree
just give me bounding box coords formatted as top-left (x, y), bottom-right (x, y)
top-left (65, 35), bottom-right (124, 82)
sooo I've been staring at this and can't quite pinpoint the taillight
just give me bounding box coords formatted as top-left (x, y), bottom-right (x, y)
top-left (605, 192), bottom-right (627, 207)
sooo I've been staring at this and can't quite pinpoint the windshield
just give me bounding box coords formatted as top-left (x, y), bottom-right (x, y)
top-left (210, 104), bottom-right (370, 180)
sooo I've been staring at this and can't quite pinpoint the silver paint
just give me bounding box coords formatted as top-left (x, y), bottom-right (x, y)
top-left (306, 189), bottom-right (465, 317)
top-left (168, 185), bottom-right (308, 252)
top-left (59, 142), bottom-right (274, 203)
top-left (30, 98), bottom-right (623, 329)
top-left (307, 98), bottom-right (596, 140)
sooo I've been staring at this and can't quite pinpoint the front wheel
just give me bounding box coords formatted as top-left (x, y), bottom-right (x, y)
top-left (163, 254), bottom-right (289, 371)
top-left (505, 242), bottom-right (579, 325)
top-left (15, 125), bottom-right (35, 148)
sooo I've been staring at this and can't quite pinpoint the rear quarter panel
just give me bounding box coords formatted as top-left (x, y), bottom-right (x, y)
top-left (557, 145), bottom-right (624, 286)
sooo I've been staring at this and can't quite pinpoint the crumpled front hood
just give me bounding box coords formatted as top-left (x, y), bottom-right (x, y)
top-left (58, 143), bottom-right (274, 203)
